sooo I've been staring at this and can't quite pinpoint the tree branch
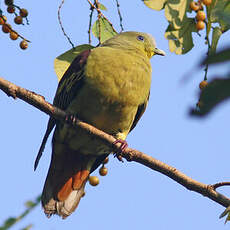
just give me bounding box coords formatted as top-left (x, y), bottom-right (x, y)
top-left (1, 76), bottom-right (230, 210)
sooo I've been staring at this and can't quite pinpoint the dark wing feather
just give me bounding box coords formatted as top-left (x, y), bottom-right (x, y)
top-left (129, 92), bottom-right (150, 133)
top-left (34, 49), bottom-right (92, 170)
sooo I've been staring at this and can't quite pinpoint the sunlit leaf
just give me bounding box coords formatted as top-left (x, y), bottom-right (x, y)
top-left (191, 78), bottom-right (230, 117)
top-left (165, 18), bottom-right (196, 54)
top-left (98, 3), bottom-right (107, 11)
top-left (54, 44), bottom-right (94, 82)
top-left (142, 0), bottom-right (167, 11)
top-left (92, 17), bottom-right (117, 43)
top-left (165, 0), bottom-right (191, 29)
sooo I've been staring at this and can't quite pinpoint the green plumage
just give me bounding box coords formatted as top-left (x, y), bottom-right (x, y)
top-left (36, 31), bottom-right (165, 218)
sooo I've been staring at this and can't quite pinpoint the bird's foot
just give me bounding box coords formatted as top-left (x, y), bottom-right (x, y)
top-left (65, 114), bottom-right (78, 125)
top-left (113, 139), bottom-right (128, 162)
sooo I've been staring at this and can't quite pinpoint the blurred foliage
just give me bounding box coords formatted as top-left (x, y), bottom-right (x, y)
top-left (0, 195), bottom-right (41, 230)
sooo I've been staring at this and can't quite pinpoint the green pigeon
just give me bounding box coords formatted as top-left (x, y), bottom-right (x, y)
top-left (35, 31), bottom-right (165, 219)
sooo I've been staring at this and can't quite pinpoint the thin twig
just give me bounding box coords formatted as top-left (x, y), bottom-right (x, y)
top-left (212, 182), bottom-right (230, 190)
top-left (204, 20), bottom-right (211, 81)
top-left (94, 0), bottom-right (101, 43)
top-left (87, 0), bottom-right (117, 33)
top-left (88, 5), bottom-right (94, 44)
top-left (58, 0), bottom-right (75, 49)
top-left (115, 0), bottom-right (124, 32)
top-left (1, 76), bottom-right (230, 210)
top-left (4, 23), bottom-right (30, 42)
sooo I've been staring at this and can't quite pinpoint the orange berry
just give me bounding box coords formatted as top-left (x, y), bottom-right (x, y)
top-left (196, 20), bottom-right (205, 30)
top-left (0, 15), bottom-right (7, 25)
top-left (14, 16), bottom-right (23, 25)
top-left (202, 0), bottom-right (212, 6)
top-left (89, 176), bottom-right (99, 186)
top-left (20, 40), bottom-right (28, 50)
top-left (7, 6), bottom-right (15, 13)
top-left (196, 11), bottom-right (206, 21)
top-left (2, 23), bottom-right (12, 33)
top-left (103, 157), bottom-right (109, 164)
top-left (10, 31), bottom-right (18, 40)
top-left (199, 80), bottom-right (208, 90)
top-left (190, 1), bottom-right (199, 11)
top-left (99, 167), bottom-right (108, 176)
top-left (20, 9), bottom-right (28, 17)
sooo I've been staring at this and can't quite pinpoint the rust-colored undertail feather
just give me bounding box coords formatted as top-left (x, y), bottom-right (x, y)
top-left (41, 143), bottom-right (91, 219)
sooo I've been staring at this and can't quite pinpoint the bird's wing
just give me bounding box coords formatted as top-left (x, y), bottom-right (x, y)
top-left (129, 92), bottom-right (150, 133)
top-left (34, 49), bottom-right (92, 170)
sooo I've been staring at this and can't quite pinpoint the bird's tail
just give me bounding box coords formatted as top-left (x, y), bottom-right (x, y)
top-left (41, 142), bottom-right (95, 219)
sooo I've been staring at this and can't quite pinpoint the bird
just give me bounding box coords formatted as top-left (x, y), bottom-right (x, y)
top-left (35, 31), bottom-right (165, 219)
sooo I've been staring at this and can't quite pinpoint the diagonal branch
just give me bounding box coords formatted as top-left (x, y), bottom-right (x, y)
top-left (1, 76), bottom-right (230, 210)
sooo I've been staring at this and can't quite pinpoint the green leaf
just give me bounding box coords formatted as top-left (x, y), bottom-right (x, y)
top-left (54, 44), bottom-right (94, 82)
top-left (98, 3), bottom-right (107, 11)
top-left (92, 17), bottom-right (118, 43)
top-left (142, 0), bottom-right (167, 11)
top-left (219, 206), bottom-right (230, 224)
top-left (202, 46), bottom-right (230, 65)
top-left (21, 224), bottom-right (33, 230)
top-left (191, 78), bottom-right (230, 117)
top-left (24, 201), bottom-right (36, 208)
top-left (165, 18), bottom-right (196, 54)
top-left (210, 27), bottom-right (222, 55)
top-left (0, 217), bottom-right (17, 230)
top-left (165, 0), bottom-right (192, 29)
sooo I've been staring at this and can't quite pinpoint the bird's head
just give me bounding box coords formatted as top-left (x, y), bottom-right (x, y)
top-left (101, 31), bottom-right (165, 59)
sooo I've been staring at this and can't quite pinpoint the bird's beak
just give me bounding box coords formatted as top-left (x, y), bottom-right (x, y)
top-left (154, 47), bottom-right (165, 56)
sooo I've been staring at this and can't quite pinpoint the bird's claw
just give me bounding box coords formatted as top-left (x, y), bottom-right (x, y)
top-left (65, 114), bottom-right (78, 124)
top-left (113, 139), bottom-right (128, 162)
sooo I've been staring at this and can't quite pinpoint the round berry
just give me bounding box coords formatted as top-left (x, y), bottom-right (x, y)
top-left (103, 157), bottom-right (109, 164)
top-left (99, 167), bottom-right (108, 176)
top-left (196, 20), bottom-right (205, 30)
top-left (10, 31), bottom-right (18, 40)
top-left (20, 40), bottom-right (28, 50)
top-left (202, 0), bottom-right (212, 6)
top-left (4, 0), bottom-right (14, 5)
top-left (14, 16), bottom-right (23, 25)
top-left (89, 176), bottom-right (99, 186)
top-left (0, 16), bottom-right (7, 25)
top-left (20, 8), bottom-right (28, 17)
top-left (190, 1), bottom-right (199, 11)
top-left (196, 11), bottom-right (206, 21)
top-left (7, 6), bottom-right (15, 13)
top-left (2, 23), bottom-right (12, 33)
top-left (199, 80), bottom-right (208, 90)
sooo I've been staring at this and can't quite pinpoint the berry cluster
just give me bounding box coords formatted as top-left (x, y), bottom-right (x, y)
top-left (0, 0), bottom-right (29, 49)
top-left (190, 0), bottom-right (212, 31)
top-left (88, 156), bottom-right (109, 187)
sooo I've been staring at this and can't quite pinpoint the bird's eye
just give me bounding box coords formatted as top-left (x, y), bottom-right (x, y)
top-left (137, 35), bottom-right (144, 42)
